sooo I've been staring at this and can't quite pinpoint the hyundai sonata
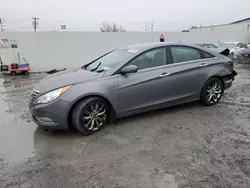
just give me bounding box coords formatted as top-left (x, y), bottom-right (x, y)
top-left (29, 42), bottom-right (237, 135)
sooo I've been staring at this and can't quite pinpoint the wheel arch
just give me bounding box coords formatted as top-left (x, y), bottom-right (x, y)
top-left (200, 76), bottom-right (225, 106)
top-left (67, 94), bottom-right (116, 129)
top-left (200, 76), bottom-right (225, 96)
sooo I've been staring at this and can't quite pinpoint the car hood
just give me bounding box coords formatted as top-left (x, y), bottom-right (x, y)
top-left (34, 68), bottom-right (104, 93)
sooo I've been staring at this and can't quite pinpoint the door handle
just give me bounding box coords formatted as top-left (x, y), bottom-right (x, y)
top-left (200, 63), bottom-right (208, 67)
top-left (159, 72), bottom-right (171, 77)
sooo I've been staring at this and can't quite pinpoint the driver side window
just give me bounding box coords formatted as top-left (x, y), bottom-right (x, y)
top-left (129, 48), bottom-right (167, 70)
top-left (240, 43), bottom-right (247, 48)
top-left (236, 43), bottom-right (241, 48)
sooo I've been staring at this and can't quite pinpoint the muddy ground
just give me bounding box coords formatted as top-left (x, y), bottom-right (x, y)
top-left (0, 64), bottom-right (250, 188)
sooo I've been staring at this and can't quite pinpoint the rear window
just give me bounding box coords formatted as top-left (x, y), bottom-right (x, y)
top-left (170, 46), bottom-right (215, 63)
top-left (170, 46), bottom-right (201, 63)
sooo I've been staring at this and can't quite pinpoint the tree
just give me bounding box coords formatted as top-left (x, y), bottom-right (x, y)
top-left (100, 22), bottom-right (126, 32)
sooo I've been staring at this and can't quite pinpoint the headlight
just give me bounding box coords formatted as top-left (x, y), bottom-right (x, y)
top-left (33, 85), bottom-right (71, 104)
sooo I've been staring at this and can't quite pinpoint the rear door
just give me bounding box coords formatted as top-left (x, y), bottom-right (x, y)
top-left (162, 45), bottom-right (217, 102)
top-left (118, 47), bottom-right (171, 114)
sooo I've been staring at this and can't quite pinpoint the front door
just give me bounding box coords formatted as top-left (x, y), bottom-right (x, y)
top-left (118, 47), bottom-right (170, 114)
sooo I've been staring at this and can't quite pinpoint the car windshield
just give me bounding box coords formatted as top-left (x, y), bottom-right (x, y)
top-left (223, 43), bottom-right (236, 49)
top-left (84, 49), bottom-right (137, 72)
top-left (207, 44), bottom-right (218, 48)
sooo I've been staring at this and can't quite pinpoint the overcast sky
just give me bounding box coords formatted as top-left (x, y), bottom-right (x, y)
top-left (1, 0), bottom-right (250, 31)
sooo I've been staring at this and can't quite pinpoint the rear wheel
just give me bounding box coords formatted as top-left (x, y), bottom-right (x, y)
top-left (201, 78), bottom-right (224, 106)
top-left (23, 71), bottom-right (29, 75)
top-left (10, 71), bottom-right (16, 76)
top-left (72, 97), bottom-right (109, 135)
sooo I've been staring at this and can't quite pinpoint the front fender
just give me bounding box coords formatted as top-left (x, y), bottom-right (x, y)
top-left (61, 77), bottom-right (119, 113)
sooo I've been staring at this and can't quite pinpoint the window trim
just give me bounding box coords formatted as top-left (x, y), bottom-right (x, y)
top-left (165, 56), bottom-right (218, 67)
top-left (168, 45), bottom-right (216, 64)
top-left (115, 46), bottom-right (169, 74)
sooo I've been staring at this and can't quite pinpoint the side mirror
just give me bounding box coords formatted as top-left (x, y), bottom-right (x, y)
top-left (235, 46), bottom-right (240, 49)
top-left (120, 65), bottom-right (138, 75)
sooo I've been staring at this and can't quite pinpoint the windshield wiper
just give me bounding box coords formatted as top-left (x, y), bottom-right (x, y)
top-left (96, 69), bottom-right (105, 73)
top-left (90, 62), bottom-right (102, 72)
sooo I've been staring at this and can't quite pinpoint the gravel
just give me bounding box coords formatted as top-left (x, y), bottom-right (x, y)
top-left (0, 63), bottom-right (250, 188)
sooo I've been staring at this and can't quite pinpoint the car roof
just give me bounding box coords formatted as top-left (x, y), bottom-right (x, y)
top-left (120, 42), bottom-right (204, 51)
top-left (196, 43), bottom-right (217, 46)
top-left (223, 42), bottom-right (238, 44)
top-left (121, 42), bottom-right (172, 51)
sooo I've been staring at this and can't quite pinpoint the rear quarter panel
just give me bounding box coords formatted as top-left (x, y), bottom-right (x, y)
top-left (203, 56), bottom-right (233, 87)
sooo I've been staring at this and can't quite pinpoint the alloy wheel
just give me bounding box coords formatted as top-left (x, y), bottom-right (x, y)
top-left (82, 102), bottom-right (107, 131)
top-left (229, 53), bottom-right (234, 60)
top-left (205, 80), bottom-right (222, 104)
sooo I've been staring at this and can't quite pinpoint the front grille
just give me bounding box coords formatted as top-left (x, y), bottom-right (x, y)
top-left (30, 89), bottom-right (40, 99)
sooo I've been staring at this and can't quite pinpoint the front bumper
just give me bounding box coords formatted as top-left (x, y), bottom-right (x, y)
top-left (29, 98), bottom-right (71, 130)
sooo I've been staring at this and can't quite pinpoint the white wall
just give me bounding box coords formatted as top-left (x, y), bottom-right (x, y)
top-left (1, 31), bottom-right (250, 72)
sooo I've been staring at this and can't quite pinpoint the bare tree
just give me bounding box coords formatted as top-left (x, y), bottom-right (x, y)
top-left (119, 25), bottom-right (126, 32)
top-left (100, 22), bottom-right (126, 32)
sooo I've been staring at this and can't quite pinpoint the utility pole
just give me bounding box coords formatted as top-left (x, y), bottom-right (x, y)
top-left (145, 22), bottom-right (154, 32)
top-left (32, 17), bottom-right (39, 32)
top-left (151, 22), bottom-right (154, 32)
top-left (0, 18), bottom-right (4, 31)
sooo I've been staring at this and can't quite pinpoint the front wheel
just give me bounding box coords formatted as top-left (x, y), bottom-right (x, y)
top-left (10, 71), bottom-right (16, 76)
top-left (201, 78), bottom-right (224, 106)
top-left (72, 97), bottom-right (109, 135)
top-left (229, 53), bottom-right (234, 60)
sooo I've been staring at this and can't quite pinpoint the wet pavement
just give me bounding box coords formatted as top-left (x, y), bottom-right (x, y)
top-left (0, 64), bottom-right (250, 188)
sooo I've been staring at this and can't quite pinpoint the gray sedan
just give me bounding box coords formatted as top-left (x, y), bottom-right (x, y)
top-left (29, 43), bottom-right (237, 135)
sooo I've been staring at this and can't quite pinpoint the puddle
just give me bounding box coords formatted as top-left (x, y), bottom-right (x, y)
top-left (0, 76), bottom-right (38, 167)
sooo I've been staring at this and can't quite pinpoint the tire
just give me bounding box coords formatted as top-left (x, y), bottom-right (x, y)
top-left (10, 71), bottom-right (16, 76)
top-left (23, 71), bottom-right (29, 75)
top-left (229, 53), bottom-right (234, 60)
top-left (200, 78), bottom-right (224, 106)
top-left (72, 97), bottom-right (109, 135)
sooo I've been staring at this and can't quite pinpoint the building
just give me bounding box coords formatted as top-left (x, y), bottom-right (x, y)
top-left (188, 17), bottom-right (250, 33)
top-left (230, 17), bottom-right (250, 24)
top-left (186, 17), bottom-right (250, 44)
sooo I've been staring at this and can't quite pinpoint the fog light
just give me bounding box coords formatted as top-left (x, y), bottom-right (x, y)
top-left (38, 117), bottom-right (53, 122)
